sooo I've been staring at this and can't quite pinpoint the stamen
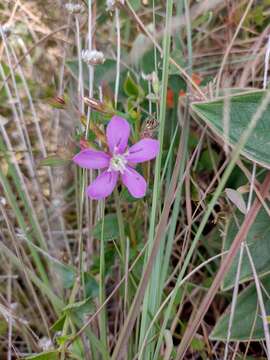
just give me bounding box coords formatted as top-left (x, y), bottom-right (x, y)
top-left (109, 154), bottom-right (127, 174)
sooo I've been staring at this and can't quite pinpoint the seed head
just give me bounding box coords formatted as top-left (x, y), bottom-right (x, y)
top-left (106, 0), bottom-right (125, 11)
top-left (65, 3), bottom-right (84, 14)
top-left (38, 337), bottom-right (53, 351)
top-left (81, 49), bottom-right (105, 66)
top-left (0, 197), bottom-right (6, 206)
top-left (0, 23), bottom-right (12, 37)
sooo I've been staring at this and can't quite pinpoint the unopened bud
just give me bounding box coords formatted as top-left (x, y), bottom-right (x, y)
top-left (49, 96), bottom-right (66, 109)
top-left (83, 97), bottom-right (112, 114)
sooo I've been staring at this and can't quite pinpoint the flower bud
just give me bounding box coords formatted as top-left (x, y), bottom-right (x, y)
top-left (83, 97), bottom-right (113, 115)
top-left (49, 96), bottom-right (67, 109)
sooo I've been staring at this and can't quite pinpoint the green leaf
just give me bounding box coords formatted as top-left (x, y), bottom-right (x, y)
top-left (66, 58), bottom-right (123, 90)
top-left (248, 5), bottom-right (264, 26)
top-left (2, 62), bottom-right (22, 84)
top-left (191, 338), bottom-right (205, 352)
top-left (197, 148), bottom-right (219, 172)
top-left (168, 74), bottom-right (186, 94)
top-left (120, 187), bottom-right (140, 202)
top-left (56, 335), bottom-right (71, 346)
top-left (63, 296), bottom-right (94, 315)
top-left (123, 72), bottom-right (144, 99)
top-left (169, 49), bottom-right (185, 75)
top-left (53, 262), bottom-right (76, 289)
top-left (210, 274), bottom-right (270, 341)
top-left (25, 351), bottom-right (59, 360)
top-left (129, 0), bottom-right (141, 11)
top-left (92, 214), bottom-right (119, 241)
top-left (192, 90), bottom-right (270, 169)
top-left (83, 272), bottom-right (99, 298)
top-left (91, 245), bottom-right (116, 275)
top-left (222, 206), bottom-right (270, 290)
top-left (39, 156), bottom-right (70, 167)
top-left (0, 319), bottom-right (7, 335)
top-left (50, 313), bottom-right (66, 332)
top-left (137, 47), bottom-right (162, 74)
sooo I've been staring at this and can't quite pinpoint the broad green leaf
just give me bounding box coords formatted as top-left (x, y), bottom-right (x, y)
top-left (120, 187), bottom-right (140, 202)
top-left (131, 33), bottom-right (161, 73)
top-left (168, 74), bottom-right (186, 95)
top-left (83, 272), bottom-right (99, 298)
top-left (192, 90), bottom-right (270, 168)
top-left (25, 351), bottom-right (59, 360)
top-left (129, 0), bottom-right (141, 11)
top-left (92, 214), bottom-right (119, 241)
top-left (197, 148), bottom-right (219, 172)
top-left (65, 298), bottom-right (94, 330)
top-left (210, 274), bottom-right (270, 341)
top-left (50, 313), bottom-right (66, 332)
top-left (66, 58), bottom-right (124, 90)
top-left (225, 188), bottom-right (247, 214)
top-left (53, 262), bottom-right (76, 289)
top-left (123, 72), bottom-right (145, 99)
top-left (222, 206), bottom-right (270, 290)
top-left (169, 49), bottom-right (185, 75)
top-left (56, 335), bottom-right (71, 346)
top-left (63, 296), bottom-right (94, 315)
top-left (91, 246), bottom-right (116, 275)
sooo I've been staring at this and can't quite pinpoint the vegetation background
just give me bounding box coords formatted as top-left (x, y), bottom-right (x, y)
top-left (1, 0), bottom-right (270, 359)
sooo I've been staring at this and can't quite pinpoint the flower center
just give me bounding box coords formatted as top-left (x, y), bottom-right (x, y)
top-left (109, 154), bottom-right (127, 173)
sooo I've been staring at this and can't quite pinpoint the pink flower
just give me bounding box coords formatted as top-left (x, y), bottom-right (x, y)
top-left (73, 116), bottom-right (159, 200)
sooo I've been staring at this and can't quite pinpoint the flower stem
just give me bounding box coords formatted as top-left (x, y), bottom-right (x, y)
top-left (139, 0), bottom-right (174, 352)
top-left (114, 189), bottom-right (126, 261)
top-left (99, 200), bottom-right (108, 351)
top-left (114, 7), bottom-right (121, 108)
top-left (75, 15), bottom-right (84, 113)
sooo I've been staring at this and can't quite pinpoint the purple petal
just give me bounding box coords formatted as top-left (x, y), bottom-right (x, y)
top-left (73, 149), bottom-right (110, 169)
top-left (106, 116), bottom-right (130, 154)
top-left (125, 139), bottom-right (159, 163)
top-left (87, 170), bottom-right (118, 200)
top-left (121, 166), bottom-right (147, 198)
